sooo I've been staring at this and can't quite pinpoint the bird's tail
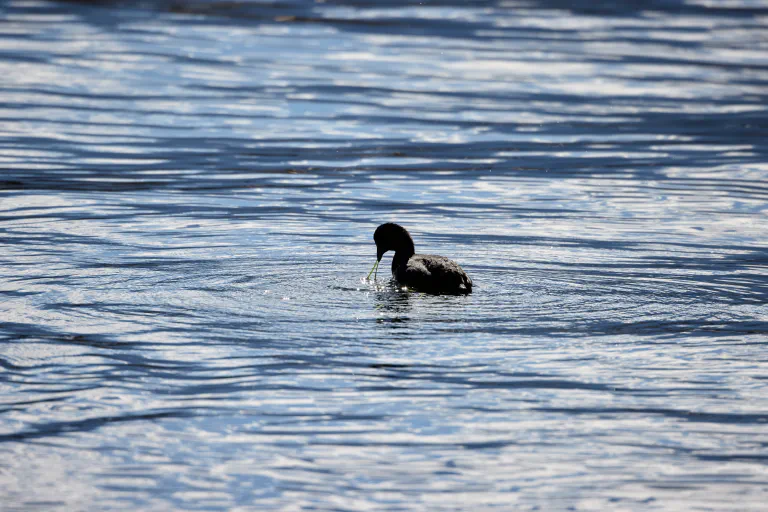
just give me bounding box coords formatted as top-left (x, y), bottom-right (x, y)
top-left (461, 274), bottom-right (473, 293)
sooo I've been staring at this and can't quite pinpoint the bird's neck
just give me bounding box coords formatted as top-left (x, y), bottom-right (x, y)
top-left (391, 238), bottom-right (415, 270)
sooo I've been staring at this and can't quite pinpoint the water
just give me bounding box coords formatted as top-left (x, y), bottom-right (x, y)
top-left (1, 0), bottom-right (767, 509)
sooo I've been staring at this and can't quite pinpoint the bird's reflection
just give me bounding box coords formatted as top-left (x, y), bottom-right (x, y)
top-left (372, 279), bottom-right (412, 328)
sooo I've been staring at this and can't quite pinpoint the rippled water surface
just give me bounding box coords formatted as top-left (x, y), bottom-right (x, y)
top-left (1, 0), bottom-right (768, 510)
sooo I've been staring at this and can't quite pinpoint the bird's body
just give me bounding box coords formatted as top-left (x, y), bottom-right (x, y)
top-left (369, 223), bottom-right (472, 294)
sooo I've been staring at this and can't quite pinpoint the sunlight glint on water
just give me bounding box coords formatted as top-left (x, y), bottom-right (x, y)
top-left (0, 0), bottom-right (767, 510)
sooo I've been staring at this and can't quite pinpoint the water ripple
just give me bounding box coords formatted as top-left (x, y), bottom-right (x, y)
top-left (1, 0), bottom-right (767, 509)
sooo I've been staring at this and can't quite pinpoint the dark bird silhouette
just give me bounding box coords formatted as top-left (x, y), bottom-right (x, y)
top-left (367, 223), bottom-right (472, 294)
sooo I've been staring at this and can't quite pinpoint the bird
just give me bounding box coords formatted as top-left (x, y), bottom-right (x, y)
top-left (367, 223), bottom-right (472, 294)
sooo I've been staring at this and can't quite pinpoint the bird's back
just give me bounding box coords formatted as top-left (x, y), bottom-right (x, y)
top-left (396, 254), bottom-right (472, 294)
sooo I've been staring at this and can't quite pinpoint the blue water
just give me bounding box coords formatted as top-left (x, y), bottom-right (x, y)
top-left (1, 0), bottom-right (767, 510)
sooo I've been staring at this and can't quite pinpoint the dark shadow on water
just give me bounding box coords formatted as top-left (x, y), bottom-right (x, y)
top-left (0, 410), bottom-right (196, 443)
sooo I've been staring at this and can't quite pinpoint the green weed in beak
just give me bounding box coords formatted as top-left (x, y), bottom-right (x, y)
top-left (366, 259), bottom-right (379, 280)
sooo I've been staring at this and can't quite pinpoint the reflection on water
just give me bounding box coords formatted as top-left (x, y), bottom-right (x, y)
top-left (1, 0), bottom-right (768, 509)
